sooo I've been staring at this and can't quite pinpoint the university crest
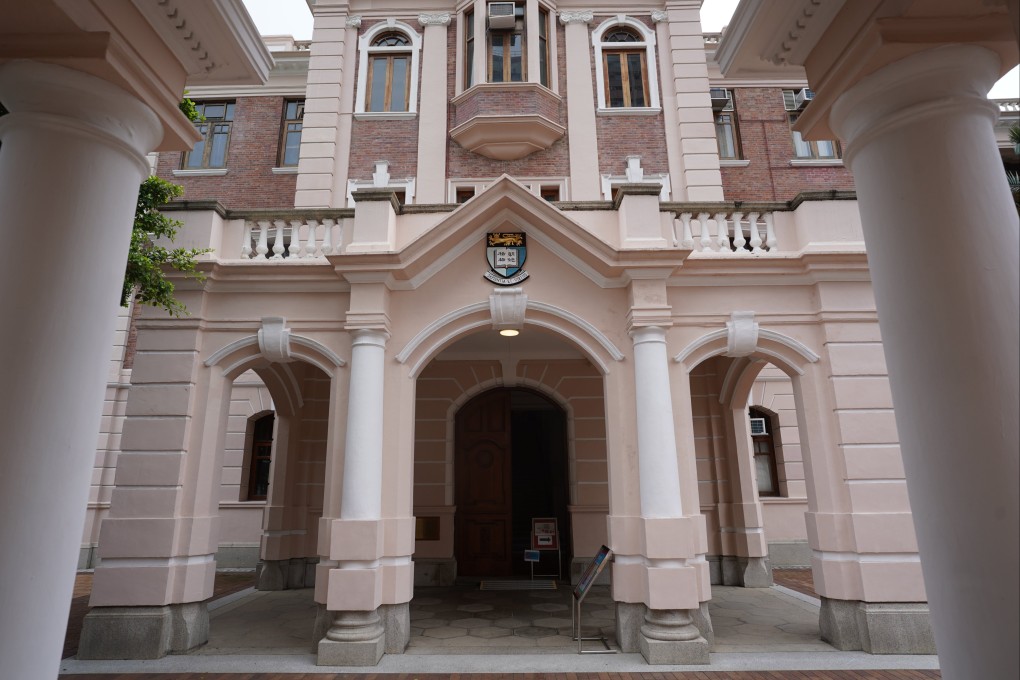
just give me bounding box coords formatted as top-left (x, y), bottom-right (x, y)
top-left (484, 232), bottom-right (530, 285)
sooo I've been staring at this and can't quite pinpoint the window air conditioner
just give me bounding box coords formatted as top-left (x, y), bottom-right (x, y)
top-left (793, 88), bottom-right (815, 110)
top-left (488, 2), bottom-right (517, 30)
top-left (710, 88), bottom-right (732, 112)
top-left (749, 417), bottom-right (768, 436)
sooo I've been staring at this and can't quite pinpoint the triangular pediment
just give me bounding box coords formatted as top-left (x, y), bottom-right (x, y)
top-left (330, 175), bottom-right (682, 289)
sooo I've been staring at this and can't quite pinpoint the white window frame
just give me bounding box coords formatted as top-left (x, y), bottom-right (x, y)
top-left (355, 20), bottom-right (422, 118)
top-left (592, 15), bottom-right (660, 112)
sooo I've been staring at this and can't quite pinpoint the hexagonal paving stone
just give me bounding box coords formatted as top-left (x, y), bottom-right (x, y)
top-left (589, 608), bottom-right (615, 620)
top-left (411, 597), bottom-right (443, 606)
top-left (469, 626), bottom-right (513, 638)
top-left (527, 591), bottom-right (561, 599)
top-left (422, 626), bottom-right (468, 639)
top-left (533, 617), bottom-right (572, 629)
top-left (450, 617), bottom-right (492, 629)
top-left (514, 626), bottom-right (558, 638)
top-left (494, 617), bottom-right (530, 629)
top-left (410, 610), bottom-right (437, 620)
top-left (457, 603), bottom-right (495, 613)
top-left (476, 609), bottom-right (515, 620)
top-left (414, 618), bottom-right (450, 629)
top-left (531, 602), bottom-right (568, 612)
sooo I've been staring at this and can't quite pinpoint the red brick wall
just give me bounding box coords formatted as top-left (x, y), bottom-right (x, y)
top-left (347, 18), bottom-right (423, 184)
top-left (155, 96), bottom-right (297, 209)
top-left (446, 20), bottom-right (570, 180)
top-left (721, 87), bottom-right (855, 202)
top-left (592, 15), bottom-right (669, 178)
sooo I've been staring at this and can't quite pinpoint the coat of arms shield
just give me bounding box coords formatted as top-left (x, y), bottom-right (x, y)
top-left (484, 232), bottom-right (530, 285)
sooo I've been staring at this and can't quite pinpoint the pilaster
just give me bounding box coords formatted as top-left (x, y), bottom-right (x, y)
top-left (654, 2), bottom-right (723, 201)
top-left (415, 14), bottom-right (451, 203)
top-left (560, 11), bottom-right (601, 200)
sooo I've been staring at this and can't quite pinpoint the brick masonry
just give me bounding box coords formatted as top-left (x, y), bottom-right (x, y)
top-left (722, 87), bottom-right (856, 202)
top-left (156, 96), bottom-right (298, 209)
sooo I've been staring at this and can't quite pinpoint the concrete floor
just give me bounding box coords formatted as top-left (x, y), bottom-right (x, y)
top-left (61, 582), bottom-right (939, 675)
top-left (195, 583), bottom-right (830, 656)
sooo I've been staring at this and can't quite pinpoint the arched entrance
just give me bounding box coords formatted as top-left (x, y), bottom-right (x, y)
top-left (454, 387), bottom-right (571, 578)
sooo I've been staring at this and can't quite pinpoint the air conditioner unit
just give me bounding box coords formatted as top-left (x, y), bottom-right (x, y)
top-left (749, 417), bottom-right (768, 436)
top-left (793, 88), bottom-right (815, 110)
top-left (710, 88), bottom-right (732, 112)
top-left (488, 2), bottom-right (516, 30)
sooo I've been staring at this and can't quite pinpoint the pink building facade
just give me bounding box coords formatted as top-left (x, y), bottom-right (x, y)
top-left (1, 0), bottom-right (1015, 677)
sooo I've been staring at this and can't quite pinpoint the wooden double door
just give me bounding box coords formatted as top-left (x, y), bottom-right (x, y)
top-left (453, 388), bottom-right (568, 578)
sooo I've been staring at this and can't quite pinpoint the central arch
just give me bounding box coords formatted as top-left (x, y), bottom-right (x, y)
top-left (454, 386), bottom-right (570, 578)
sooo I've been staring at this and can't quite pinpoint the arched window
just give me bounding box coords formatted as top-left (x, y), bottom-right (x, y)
top-left (592, 17), bottom-right (660, 110)
top-left (355, 22), bottom-right (422, 116)
top-left (748, 408), bottom-right (780, 497)
top-left (245, 413), bottom-right (275, 501)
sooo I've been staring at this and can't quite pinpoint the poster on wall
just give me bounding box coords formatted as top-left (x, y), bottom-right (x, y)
top-left (531, 517), bottom-right (559, 550)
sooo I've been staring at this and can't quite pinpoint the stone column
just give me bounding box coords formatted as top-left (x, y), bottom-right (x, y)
top-left (415, 13), bottom-right (451, 204)
top-left (560, 11), bottom-right (601, 200)
top-left (627, 326), bottom-right (709, 664)
top-left (827, 45), bottom-right (1019, 679)
top-left (319, 328), bottom-right (389, 665)
top-left (0, 61), bottom-right (161, 679)
top-left (723, 406), bottom-right (771, 587)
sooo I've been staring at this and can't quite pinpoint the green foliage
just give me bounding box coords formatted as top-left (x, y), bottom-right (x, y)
top-left (1010, 123), bottom-right (1020, 156)
top-left (178, 95), bottom-right (204, 124)
top-left (123, 176), bottom-right (210, 317)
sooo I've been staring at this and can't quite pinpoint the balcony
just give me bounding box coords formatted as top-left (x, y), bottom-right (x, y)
top-left (450, 83), bottom-right (565, 160)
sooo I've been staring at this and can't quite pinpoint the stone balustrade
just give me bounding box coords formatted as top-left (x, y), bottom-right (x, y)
top-left (673, 209), bottom-right (779, 255)
top-left (240, 218), bottom-right (345, 260)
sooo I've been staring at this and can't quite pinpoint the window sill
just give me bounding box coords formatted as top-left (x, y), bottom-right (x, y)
top-left (271, 166), bottom-right (299, 174)
top-left (720, 159), bottom-right (751, 167)
top-left (596, 107), bottom-right (662, 116)
top-left (789, 158), bottom-right (843, 167)
top-left (173, 168), bottom-right (228, 177)
top-left (354, 111), bottom-right (417, 121)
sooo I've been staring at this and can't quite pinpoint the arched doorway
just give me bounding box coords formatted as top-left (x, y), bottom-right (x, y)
top-left (454, 387), bottom-right (570, 578)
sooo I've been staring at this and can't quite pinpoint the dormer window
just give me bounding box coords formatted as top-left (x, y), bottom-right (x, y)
top-left (355, 21), bottom-right (422, 117)
top-left (592, 17), bottom-right (660, 111)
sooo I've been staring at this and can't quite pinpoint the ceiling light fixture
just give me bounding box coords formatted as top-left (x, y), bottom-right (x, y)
top-left (499, 329), bottom-right (520, 337)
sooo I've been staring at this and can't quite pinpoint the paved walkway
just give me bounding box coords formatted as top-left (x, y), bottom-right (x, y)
top-left (61, 574), bottom-right (939, 677)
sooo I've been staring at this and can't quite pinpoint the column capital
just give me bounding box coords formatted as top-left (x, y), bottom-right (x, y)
top-left (346, 15), bottom-right (363, 28)
top-left (650, 10), bottom-right (669, 24)
top-left (559, 10), bottom-right (593, 25)
top-left (418, 12), bottom-right (451, 26)
top-left (348, 328), bottom-right (390, 347)
top-left (0, 61), bottom-right (162, 177)
top-left (630, 325), bottom-right (668, 346)
top-left (829, 45), bottom-right (1002, 168)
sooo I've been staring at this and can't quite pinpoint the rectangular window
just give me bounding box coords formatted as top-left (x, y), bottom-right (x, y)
top-left (715, 112), bottom-right (740, 160)
top-left (489, 4), bottom-right (526, 83)
top-left (183, 101), bottom-right (235, 169)
top-left (465, 10), bottom-right (475, 88)
top-left (538, 8), bottom-right (549, 88)
top-left (279, 100), bottom-right (304, 167)
top-left (789, 112), bottom-right (840, 159)
top-left (540, 185), bottom-right (560, 201)
top-left (456, 187), bottom-right (476, 203)
top-left (367, 54), bottom-right (411, 112)
top-left (603, 50), bottom-right (647, 108)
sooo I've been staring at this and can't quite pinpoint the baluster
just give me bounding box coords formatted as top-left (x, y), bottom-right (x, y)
top-left (304, 219), bottom-right (319, 257)
top-left (320, 218), bottom-right (334, 255)
top-left (698, 212), bottom-right (711, 252)
top-left (764, 212), bottom-right (778, 252)
top-left (679, 212), bottom-right (694, 249)
top-left (670, 217), bottom-right (680, 247)
top-left (255, 220), bottom-right (270, 260)
top-left (288, 219), bottom-right (303, 259)
top-left (240, 221), bottom-right (253, 259)
top-left (732, 211), bottom-right (746, 254)
top-left (747, 212), bottom-right (763, 253)
top-left (714, 212), bottom-right (729, 252)
top-left (271, 219), bottom-right (286, 259)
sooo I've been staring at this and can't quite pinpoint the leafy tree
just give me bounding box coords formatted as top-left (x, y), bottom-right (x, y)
top-left (122, 176), bottom-right (209, 316)
top-left (119, 97), bottom-right (209, 316)
top-left (1008, 123), bottom-right (1020, 211)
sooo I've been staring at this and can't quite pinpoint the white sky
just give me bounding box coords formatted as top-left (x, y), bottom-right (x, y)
top-left (240, 0), bottom-right (1018, 98)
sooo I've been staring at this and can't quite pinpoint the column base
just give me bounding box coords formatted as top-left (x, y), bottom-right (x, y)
top-left (77, 603), bottom-right (208, 659)
top-left (819, 598), bottom-right (936, 654)
top-left (413, 558), bottom-right (456, 586)
top-left (257, 557), bottom-right (319, 590)
top-left (638, 608), bottom-right (710, 665)
top-left (316, 609), bottom-right (386, 666)
top-left (742, 556), bottom-right (772, 588)
top-left (615, 602), bottom-right (645, 652)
